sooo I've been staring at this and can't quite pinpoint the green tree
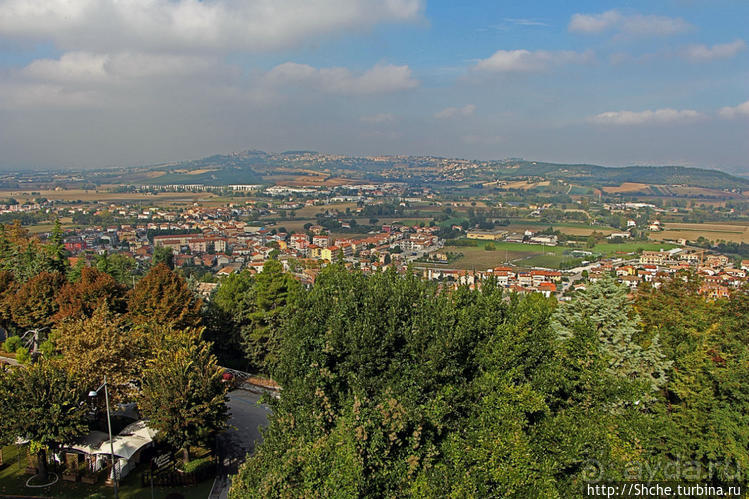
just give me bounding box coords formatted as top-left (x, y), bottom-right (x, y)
top-left (231, 267), bottom-right (658, 497)
top-left (552, 276), bottom-right (670, 397)
top-left (45, 219), bottom-right (67, 274)
top-left (138, 328), bottom-right (228, 463)
top-left (152, 246), bottom-right (174, 269)
top-left (203, 271), bottom-right (254, 367)
top-left (242, 260), bottom-right (301, 373)
top-left (0, 361), bottom-right (88, 480)
top-left (95, 252), bottom-right (136, 285)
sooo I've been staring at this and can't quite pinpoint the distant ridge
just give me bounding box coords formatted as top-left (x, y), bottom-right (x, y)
top-left (69, 150), bottom-right (749, 191)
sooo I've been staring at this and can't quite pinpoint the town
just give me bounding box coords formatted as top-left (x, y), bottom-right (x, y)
top-left (3, 178), bottom-right (747, 303)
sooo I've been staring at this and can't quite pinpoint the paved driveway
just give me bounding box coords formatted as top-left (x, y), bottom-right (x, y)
top-left (210, 390), bottom-right (271, 498)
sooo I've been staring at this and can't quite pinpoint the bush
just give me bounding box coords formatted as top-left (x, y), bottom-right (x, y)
top-left (3, 336), bottom-right (21, 353)
top-left (484, 242), bottom-right (496, 251)
top-left (181, 456), bottom-right (213, 474)
top-left (38, 339), bottom-right (55, 357)
top-left (15, 347), bottom-right (30, 364)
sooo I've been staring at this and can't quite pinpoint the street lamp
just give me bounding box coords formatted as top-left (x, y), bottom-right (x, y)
top-left (89, 375), bottom-right (118, 499)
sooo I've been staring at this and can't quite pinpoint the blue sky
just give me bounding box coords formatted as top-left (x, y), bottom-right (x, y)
top-left (0, 0), bottom-right (747, 172)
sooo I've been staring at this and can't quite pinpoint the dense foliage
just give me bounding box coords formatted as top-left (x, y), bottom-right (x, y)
top-left (0, 227), bottom-right (228, 470)
top-left (138, 326), bottom-right (229, 462)
top-left (127, 263), bottom-right (202, 328)
top-left (206, 260), bottom-right (301, 372)
top-left (231, 266), bottom-right (749, 497)
top-left (0, 360), bottom-right (89, 479)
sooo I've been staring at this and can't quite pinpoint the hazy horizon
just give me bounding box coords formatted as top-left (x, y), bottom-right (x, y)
top-left (1, 0), bottom-right (747, 173)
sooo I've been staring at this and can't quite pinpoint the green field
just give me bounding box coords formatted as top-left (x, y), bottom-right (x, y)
top-left (591, 241), bottom-right (677, 255)
top-left (440, 239), bottom-right (678, 270)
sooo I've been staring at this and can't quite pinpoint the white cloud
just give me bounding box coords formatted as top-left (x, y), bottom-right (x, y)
top-left (718, 100), bottom-right (749, 118)
top-left (569, 10), bottom-right (622, 34)
top-left (21, 51), bottom-right (216, 83)
top-left (501, 18), bottom-right (549, 27)
top-left (474, 49), bottom-right (593, 72)
top-left (434, 104), bottom-right (476, 119)
top-left (360, 113), bottom-right (395, 124)
top-left (0, 0), bottom-right (424, 53)
top-left (265, 62), bottom-right (418, 95)
top-left (590, 108), bottom-right (703, 125)
top-left (684, 40), bottom-right (746, 62)
top-left (569, 10), bottom-right (691, 37)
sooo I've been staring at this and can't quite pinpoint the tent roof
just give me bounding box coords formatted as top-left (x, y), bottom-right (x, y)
top-left (96, 434), bottom-right (152, 460)
top-left (68, 431), bottom-right (110, 455)
top-left (65, 421), bottom-right (157, 459)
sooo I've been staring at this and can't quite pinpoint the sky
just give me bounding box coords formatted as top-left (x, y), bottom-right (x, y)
top-left (0, 0), bottom-right (747, 173)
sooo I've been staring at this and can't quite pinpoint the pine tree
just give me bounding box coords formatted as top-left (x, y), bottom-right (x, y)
top-left (46, 219), bottom-right (67, 274)
top-left (552, 276), bottom-right (670, 395)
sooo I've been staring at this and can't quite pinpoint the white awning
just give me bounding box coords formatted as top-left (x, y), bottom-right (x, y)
top-left (96, 434), bottom-right (152, 460)
top-left (65, 421), bottom-right (158, 459)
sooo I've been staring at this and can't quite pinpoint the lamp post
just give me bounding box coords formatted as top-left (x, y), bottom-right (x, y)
top-left (89, 375), bottom-right (118, 499)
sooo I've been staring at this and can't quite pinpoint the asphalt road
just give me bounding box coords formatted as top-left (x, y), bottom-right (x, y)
top-left (210, 390), bottom-right (271, 499)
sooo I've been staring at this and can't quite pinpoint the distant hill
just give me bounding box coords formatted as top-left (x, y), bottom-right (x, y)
top-left (489, 161), bottom-right (749, 189)
top-left (119, 150), bottom-right (749, 191)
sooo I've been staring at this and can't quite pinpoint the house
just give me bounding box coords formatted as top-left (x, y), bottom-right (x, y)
top-left (620, 275), bottom-right (640, 288)
top-left (466, 230), bottom-right (505, 241)
top-left (216, 265), bottom-right (239, 276)
top-left (607, 232), bottom-right (631, 240)
top-left (537, 282), bottom-right (557, 298)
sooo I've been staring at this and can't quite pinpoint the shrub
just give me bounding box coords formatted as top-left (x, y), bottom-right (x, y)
top-left (3, 336), bottom-right (21, 353)
top-left (15, 347), bottom-right (30, 364)
top-left (37, 339), bottom-right (56, 358)
top-left (181, 456), bottom-right (213, 474)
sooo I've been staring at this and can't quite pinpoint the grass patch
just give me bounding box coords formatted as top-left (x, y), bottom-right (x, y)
top-left (0, 445), bottom-right (214, 499)
top-left (591, 241), bottom-right (677, 255)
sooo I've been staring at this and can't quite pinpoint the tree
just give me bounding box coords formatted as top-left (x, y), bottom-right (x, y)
top-left (231, 267), bottom-right (654, 497)
top-left (45, 219), bottom-right (67, 275)
top-left (53, 306), bottom-right (146, 403)
top-left (242, 260), bottom-right (301, 373)
top-left (203, 271), bottom-right (254, 367)
top-left (9, 271), bottom-right (65, 330)
top-left (152, 246), bottom-right (174, 269)
top-left (138, 328), bottom-right (228, 463)
top-left (0, 361), bottom-right (88, 481)
top-left (127, 263), bottom-right (202, 328)
top-left (95, 252), bottom-right (136, 285)
top-left (0, 270), bottom-right (17, 331)
top-left (552, 276), bottom-right (670, 397)
top-left (636, 278), bottom-right (749, 480)
top-left (55, 267), bottom-right (126, 322)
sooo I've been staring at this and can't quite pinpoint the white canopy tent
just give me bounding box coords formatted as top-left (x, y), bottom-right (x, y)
top-left (69, 431), bottom-right (110, 455)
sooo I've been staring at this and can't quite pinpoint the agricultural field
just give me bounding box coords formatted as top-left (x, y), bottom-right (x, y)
top-left (602, 182), bottom-right (651, 194)
top-left (1, 188), bottom-right (216, 204)
top-left (503, 223), bottom-right (615, 237)
top-left (590, 241), bottom-right (677, 255)
top-left (652, 222), bottom-right (749, 244)
top-left (440, 239), bottom-right (678, 270)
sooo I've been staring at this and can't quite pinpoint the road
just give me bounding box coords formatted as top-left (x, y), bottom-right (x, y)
top-left (209, 390), bottom-right (271, 499)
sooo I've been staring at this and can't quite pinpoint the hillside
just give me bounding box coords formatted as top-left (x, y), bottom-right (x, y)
top-left (125, 151), bottom-right (749, 191)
